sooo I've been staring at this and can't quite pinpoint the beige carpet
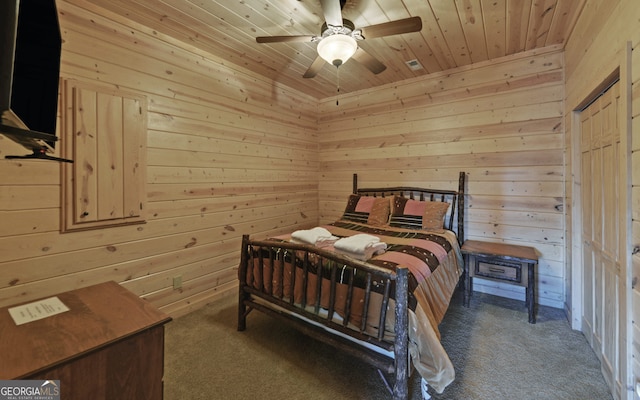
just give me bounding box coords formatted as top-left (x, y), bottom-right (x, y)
top-left (163, 289), bottom-right (612, 400)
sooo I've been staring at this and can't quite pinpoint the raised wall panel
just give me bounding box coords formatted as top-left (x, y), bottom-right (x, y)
top-left (61, 80), bottom-right (147, 231)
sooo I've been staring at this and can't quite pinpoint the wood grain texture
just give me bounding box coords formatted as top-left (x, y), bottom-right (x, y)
top-left (0, 1), bottom-right (318, 316)
top-left (563, 1), bottom-right (637, 397)
top-left (462, 240), bottom-right (538, 262)
top-left (318, 46), bottom-right (564, 308)
top-left (634, 36), bottom-right (640, 389)
top-left (0, 4), bottom-right (634, 374)
top-left (59, 0), bottom-right (585, 99)
top-left (27, 327), bottom-right (166, 400)
top-left (0, 281), bottom-right (170, 379)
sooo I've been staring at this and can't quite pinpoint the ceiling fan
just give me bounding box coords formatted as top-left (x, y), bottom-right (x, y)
top-left (255, 0), bottom-right (423, 78)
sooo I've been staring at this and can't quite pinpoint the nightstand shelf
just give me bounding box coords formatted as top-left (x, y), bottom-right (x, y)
top-left (461, 240), bottom-right (538, 323)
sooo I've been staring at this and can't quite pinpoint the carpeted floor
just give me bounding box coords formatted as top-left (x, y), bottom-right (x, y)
top-left (163, 289), bottom-right (612, 400)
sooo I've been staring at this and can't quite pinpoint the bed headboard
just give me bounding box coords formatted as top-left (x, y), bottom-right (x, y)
top-left (352, 172), bottom-right (466, 245)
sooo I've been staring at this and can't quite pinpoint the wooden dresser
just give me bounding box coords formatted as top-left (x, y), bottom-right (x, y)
top-left (0, 281), bottom-right (172, 399)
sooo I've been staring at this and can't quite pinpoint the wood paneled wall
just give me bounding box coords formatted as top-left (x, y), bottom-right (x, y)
top-left (0, 0), bottom-right (319, 317)
top-left (633, 36), bottom-right (640, 399)
top-left (0, 0), bottom-right (634, 395)
top-left (317, 46), bottom-right (565, 309)
top-left (0, 0), bottom-right (591, 320)
top-left (564, 0), bottom-right (638, 398)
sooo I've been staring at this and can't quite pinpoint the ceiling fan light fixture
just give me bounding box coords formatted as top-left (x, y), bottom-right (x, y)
top-left (317, 34), bottom-right (357, 67)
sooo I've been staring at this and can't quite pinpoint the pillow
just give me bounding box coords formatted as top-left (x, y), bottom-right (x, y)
top-left (341, 195), bottom-right (390, 226)
top-left (389, 196), bottom-right (450, 230)
top-left (421, 201), bottom-right (451, 230)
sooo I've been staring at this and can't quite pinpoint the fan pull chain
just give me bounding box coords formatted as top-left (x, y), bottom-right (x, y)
top-left (336, 66), bottom-right (340, 106)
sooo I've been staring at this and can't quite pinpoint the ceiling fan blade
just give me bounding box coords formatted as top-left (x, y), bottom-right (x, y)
top-left (303, 56), bottom-right (326, 78)
top-left (359, 16), bottom-right (422, 39)
top-left (340, 0), bottom-right (370, 15)
top-left (351, 47), bottom-right (386, 74)
top-left (320, 0), bottom-right (343, 27)
top-left (256, 35), bottom-right (315, 44)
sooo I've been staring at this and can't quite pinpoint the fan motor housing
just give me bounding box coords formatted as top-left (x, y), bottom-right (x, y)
top-left (321, 18), bottom-right (356, 37)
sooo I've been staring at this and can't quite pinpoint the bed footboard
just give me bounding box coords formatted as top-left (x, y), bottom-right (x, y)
top-left (238, 234), bottom-right (410, 399)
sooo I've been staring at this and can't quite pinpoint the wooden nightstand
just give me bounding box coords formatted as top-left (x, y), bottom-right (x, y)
top-left (461, 240), bottom-right (538, 323)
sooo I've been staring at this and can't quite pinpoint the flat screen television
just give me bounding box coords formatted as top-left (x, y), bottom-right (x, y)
top-left (0, 0), bottom-right (70, 162)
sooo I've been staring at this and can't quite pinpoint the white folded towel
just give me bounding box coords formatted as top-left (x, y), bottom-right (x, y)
top-left (291, 227), bottom-right (338, 247)
top-left (334, 233), bottom-right (380, 251)
top-left (334, 234), bottom-right (387, 260)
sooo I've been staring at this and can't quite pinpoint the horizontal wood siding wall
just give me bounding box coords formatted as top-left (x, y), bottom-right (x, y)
top-left (564, 0), bottom-right (638, 395)
top-left (0, 1), bottom-right (318, 317)
top-left (317, 46), bottom-right (565, 309)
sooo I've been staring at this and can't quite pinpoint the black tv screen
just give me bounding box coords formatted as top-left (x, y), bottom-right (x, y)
top-left (0, 0), bottom-right (62, 151)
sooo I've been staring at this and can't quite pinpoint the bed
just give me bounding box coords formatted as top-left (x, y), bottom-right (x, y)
top-left (237, 172), bottom-right (466, 399)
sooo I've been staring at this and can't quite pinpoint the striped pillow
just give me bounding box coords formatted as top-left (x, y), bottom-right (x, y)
top-left (341, 195), bottom-right (390, 226)
top-left (389, 196), bottom-right (450, 230)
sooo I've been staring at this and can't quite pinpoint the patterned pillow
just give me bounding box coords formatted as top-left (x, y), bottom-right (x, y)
top-left (341, 195), bottom-right (390, 226)
top-left (389, 196), bottom-right (450, 230)
top-left (421, 201), bottom-right (451, 230)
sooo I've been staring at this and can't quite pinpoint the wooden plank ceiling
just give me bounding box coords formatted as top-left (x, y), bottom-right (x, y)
top-left (78, 0), bottom-right (585, 99)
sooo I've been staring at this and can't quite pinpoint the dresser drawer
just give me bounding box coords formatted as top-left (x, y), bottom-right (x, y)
top-left (472, 256), bottom-right (523, 284)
